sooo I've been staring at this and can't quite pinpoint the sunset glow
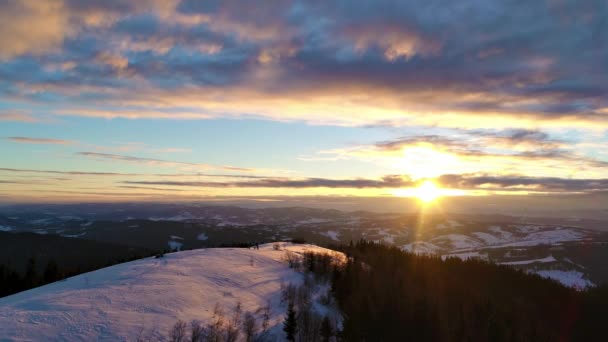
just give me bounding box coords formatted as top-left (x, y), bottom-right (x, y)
top-left (0, 0), bottom-right (606, 203)
top-left (414, 181), bottom-right (442, 203)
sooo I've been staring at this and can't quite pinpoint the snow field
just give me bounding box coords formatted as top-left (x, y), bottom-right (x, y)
top-left (0, 243), bottom-right (342, 341)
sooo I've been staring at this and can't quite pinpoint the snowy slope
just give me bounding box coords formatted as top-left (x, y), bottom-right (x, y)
top-left (0, 243), bottom-right (342, 342)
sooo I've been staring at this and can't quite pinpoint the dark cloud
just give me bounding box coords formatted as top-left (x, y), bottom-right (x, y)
top-left (117, 185), bottom-right (187, 192)
top-left (123, 173), bottom-right (608, 193)
top-left (366, 130), bottom-right (608, 168)
top-left (0, 0), bottom-right (607, 125)
top-left (122, 175), bottom-right (415, 189)
top-left (438, 174), bottom-right (608, 193)
top-left (374, 135), bottom-right (469, 152)
top-left (76, 152), bottom-right (254, 172)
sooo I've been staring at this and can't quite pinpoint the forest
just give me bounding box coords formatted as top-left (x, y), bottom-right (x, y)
top-left (329, 241), bottom-right (608, 341)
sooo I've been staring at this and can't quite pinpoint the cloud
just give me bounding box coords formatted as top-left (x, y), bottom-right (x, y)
top-left (366, 130), bottom-right (571, 159)
top-left (469, 129), bottom-right (565, 150)
top-left (76, 151), bottom-right (254, 172)
top-left (95, 51), bottom-right (129, 71)
top-left (0, 0), bottom-right (606, 131)
top-left (6, 136), bottom-right (75, 144)
top-left (122, 175), bottom-right (415, 189)
top-left (438, 174), bottom-right (608, 193)
top-left (0, 0), bottom-right (69, 59)
top-left (0, 0), bottom-right (607, 201)
top-left (0, 167), bottom-right (273, 179)
top-left (0, 0), bottom-right (182, 59)
top-left (117, 185), bottom-right (186, 192)
top-left (0, 167), bottom-right (138, 176)
top-left (310, 129), bottom-right (608, 180)
top-left (0, 110), bottom-right (42, 122)
top-left (123, 173), bottom-right (608, 193)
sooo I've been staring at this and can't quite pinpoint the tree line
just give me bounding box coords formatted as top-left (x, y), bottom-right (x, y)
top-left (329, 240), bottom-right (608, 341)
top-left (0, 253), bottom-right (153, 298)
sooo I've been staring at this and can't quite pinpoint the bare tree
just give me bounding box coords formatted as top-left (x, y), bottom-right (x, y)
top-left (242, 312), bottom-right (258, 342)
top-left (261, 301), bottom-right (271, 333)
top-left (169, 320), bottom-right (188, 342)
top-left (205, 304), bottom-right (226, 342)
top-left (283, 251), bottom-right (301, 269)
top-left (226, 302), bottom-right (242, 342)
top-left (190, 320), bottom-right (204, 342)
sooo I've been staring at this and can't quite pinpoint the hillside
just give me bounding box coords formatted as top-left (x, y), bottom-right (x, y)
top-left (0, 243), bottom-right (341, 341)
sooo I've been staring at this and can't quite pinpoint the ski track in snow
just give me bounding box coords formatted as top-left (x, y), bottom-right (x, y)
top-left (0, 244), bottom-right (342, 342)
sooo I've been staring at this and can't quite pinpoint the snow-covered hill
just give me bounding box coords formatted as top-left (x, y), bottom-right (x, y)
top-left (0, 243), bottom-right (342, 341)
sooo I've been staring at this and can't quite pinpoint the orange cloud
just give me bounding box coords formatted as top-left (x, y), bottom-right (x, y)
top-left (7, 136), bottom-right (75, 144)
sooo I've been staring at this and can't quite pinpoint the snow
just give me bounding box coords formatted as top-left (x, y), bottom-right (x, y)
top-left (63, 232), bottom-right (87, 238)
top-left (500, 255), bottom-right (557, 265)
top-left (59, 216), bottom-right (82, 221)
top-left (435, 220), bottom-right (462, 230)
top-left (297, 218), bottom-right (330, 225)
top-left (472, 232), bottom-right (503, 245)
top-left (0, 244), bottom-right (343, 341)
top-left (515, 225), bottom-right (541, 233)
top-left (29, 218), bottom-right (52, 225)
top-left (197, 233), bottom-right (208, 241)
top-left (532, 270), bottom-right (594, 289)
top-left (321, 230), bottom-right (340, 241)
top-left (431, 234), bottom-right (482, 250)
top-left (149, 212), bottom-right (195, 222)
top-left (441, 252), bottom-right (487, 261)
top-left (447, 220), bottom-right (463, 228)
top-left (401, 241), bottom-right (442, 255)
top-left (382, 235), bottom-right (395, 244)
top-left (376, 229), bottom-right (395, 244)
top-left (487, 226), bottom-right (514, 241)
top-left (0, 225), bottom-right (13, 232)
top-left (167, 240), bottom-right (183, 251)
top-left (485, 228), bottom-right (586, 249)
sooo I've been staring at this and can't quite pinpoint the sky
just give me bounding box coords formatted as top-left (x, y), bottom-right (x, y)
top-left (0, 0), bottom-right (607, 203)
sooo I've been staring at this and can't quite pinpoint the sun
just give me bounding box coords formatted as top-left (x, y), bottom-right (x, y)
top-left (414, 180), bottom-right (442, 203)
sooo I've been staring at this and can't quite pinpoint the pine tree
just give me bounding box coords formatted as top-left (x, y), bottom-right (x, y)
top-left (283, 302), bottom-right (297, 341)
top-left (320, 316), bottom-right (334, 342)
top-left (43, 259), bottom-right (59, 283)
top-left (24, 257), bottom-right (38, 289)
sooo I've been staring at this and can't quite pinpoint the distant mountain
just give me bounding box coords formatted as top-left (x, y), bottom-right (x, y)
top-left (1, 204), bottom-right (607, 288)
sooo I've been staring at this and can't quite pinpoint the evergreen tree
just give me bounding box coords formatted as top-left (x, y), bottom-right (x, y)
top-left (320, 316), bottom-right (334, 342)
top-left (43, 259), bottom-right (59, 283)
top-left (23, 257), bottom-right (38, 288)
top-left (283, 302), bottom-right (297, 341)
